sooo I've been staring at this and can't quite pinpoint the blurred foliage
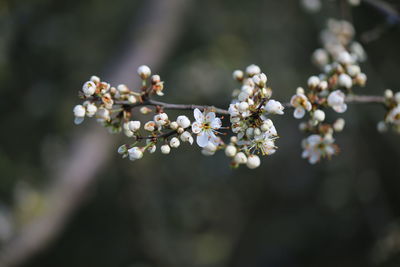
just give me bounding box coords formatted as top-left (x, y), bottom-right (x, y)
top-left (1, 0), bottom-right (400, 267)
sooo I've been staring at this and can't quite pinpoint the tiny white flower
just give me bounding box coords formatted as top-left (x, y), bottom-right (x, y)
top-left (333, 118), bottom-right (345, 132)
top-left (128, 147), bottom-right (143, 161)
top-left (176, 115), bottom-right (191, 128)
top-left (170, 137), bottom-right (180, 148)
top-left (312, 48), bottom-right (329, 67)
top-left (234, 152), bottom-right (247, 164)
top-left (386, 106), bottom-right (400, 125)
top-left (225, 145), bottom-right (237, 157)
top-left (117, 84), bottom-right (129, 93)
top-left (137, 65), bottom-right (151, 79)
top-left (117, 144), bottom-right (127, 155)
top-left (180, 131), bottom-right (194, 145)
top-left (346, 65), bottom-right (360, 77)
top-left (90, 75), bottom-right (100, 83)
top-left (245, 64), bottom-right (261, 77)
top-left (337, 51), bottom-right (353, 65)
top-left (313, 109), bottom-right (325, 122)
top-left (238, 91), bottom-right (250, 102)
top-left (246, 155), bottom-right (261, 169)
top-left (241, 85), bottom-right (254, 96)
top-left (128, 121), bottom-right (141, 132)
top-left (355, 73), bottom-right (367, 86)
top-left (302, 134), bottom-right (336, 164)
top-left (307, 76), bottom-right (320, 88)
top-left (238, 101), bottom-right (249, 113)
top-left (290, 93), bottom-right (312, 119)
top-left (232, 70), bottom-right (244, 81)
top-left (161, 144), bottom-right (171, 154)
top-left (191, 108), bottom-right (222, 147)
top-left (85, 103), bottom-right (97, 117)
top-left (73, 105), bottom-right (85, 125)
top-left (170, 121), bottom-right (179, 130)
top-left (327, 90), bottom-right (347, 113)
top-left (338, 73), bottom-right (352, 89)
top-left (96, 108), bottom-right (110, 122)
top-left (82, 81), bottom-right (96, 96)
top-left (144, 121), bottom-right (156, 132)
top-left (264, 100), bottom-right (284, 115)
top-left (154, 113), bottom-right (168, 126)
top-left (128, 95), bottom-right (137, 104)
top-left (252, 73), bottom-right (267, 87)
top-left (384, 89), bottom-right (393, 99)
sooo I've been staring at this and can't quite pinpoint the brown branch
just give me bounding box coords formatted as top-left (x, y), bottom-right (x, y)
top-left (283, 94), bottom-right (385, 108)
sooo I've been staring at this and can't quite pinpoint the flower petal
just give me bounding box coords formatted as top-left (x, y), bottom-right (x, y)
top-left (196, 132), bottom-right (209, 147)
top-left (205, 112), bottom-right (215, 123)
top-left (333, 103), bottom-right (347, 113)
top-left (191, 122), bottom-right (202, 134)
top-left (211, 118), bottom-right (222, 129)
top-left (194, 108), bottom-right (204, 123)
top-left (294, 107), bottom-right (305, 119)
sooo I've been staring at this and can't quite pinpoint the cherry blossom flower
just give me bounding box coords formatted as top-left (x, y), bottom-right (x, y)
top-left (290, 93), bottom-right (312, 119)
top-left (327, 90), bottom-right (347, 113)
top-left (191, 108), bottom-right (222, 147)
top-left (301, 134), bottom-right (337, 164)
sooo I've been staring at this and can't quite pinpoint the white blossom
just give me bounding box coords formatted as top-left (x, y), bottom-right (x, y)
top-left (290, 93), bottom-right (312, 119)
top-left (232, 70), bottom-right (244, 81)
top-left (307, 76), bottom-right (320, 88)
top-left (386, 106), bottom-right (400, 125)
top-left (264, 100), bottom-right (284, 115)
top-left (96, 108), bottom-right (110, 122)
top-left (180, 131), bottom-right (194, 145)
top-left (338, 73), bottom-right (352, 89)
top-left (234, 152), bottom-right (247, 164)
top-left (128, 147), bottom-right (143, 161)
top-left (191, 108), bottom-right (222, 147)
top-left (225, 145), bottom-right (237, 157)
top-left (176, 115), bottom-right (191, 128)
top-left (137, 65), bottom-right (151, 79)
top-left (313, 109), bottom-right (325, 122)
top-left (128, 121), bottom-right (141, 132)
top-left (73, 105), bottom-right (85, 125)
top-left (85, 103), bottom-right (97, 117)
top-left (82, 81), bottom-right (96, 96)
top-left (161, 144), bottom-right (171, 154)
top-left (246, 155), bottom-right (261, 169)
top-left (333, 118), bottom-right (345, 132)
top-left (245, 64), bottom-right (261, 77)
top-left (154, 113), bottom-right (168, 126)
top-left (302, 134), bottom-right (336, 164)
top-left (327, 90), bottom-right (347, 113)
top-left (144, 121), bottom-right (156, 131)
top-left (170, 137), bottom-right (180, 148)
top-left (252, 73), bottom-right (267, 88)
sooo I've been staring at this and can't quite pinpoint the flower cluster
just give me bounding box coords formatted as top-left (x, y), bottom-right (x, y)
top-left (225, 64), bottom-right (284, 168)
top-left (73, 64), bottom-right (283, 169)
top-left (378, 89), bottom-right (400, 133)
top-left (290, 19), bottom-right (367, 164)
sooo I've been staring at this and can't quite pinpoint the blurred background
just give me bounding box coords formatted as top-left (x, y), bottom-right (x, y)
top-left (1, 0), bottom-right (400, 266)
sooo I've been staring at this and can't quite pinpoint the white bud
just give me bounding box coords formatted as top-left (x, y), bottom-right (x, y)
top-left (241, 85), bottom-right (254, 96)
top-left (384, 89), bottom-right (393, 99)
top-left (319, 81), bottom-right (328, 91)
top-left (346, 65), bottom-right (360, 77)
top-left (82, 81), bottom-right (96, 96)
top-left (176, 115), bottom-right (191, 128)
top-left (313, 109), bottom-right (325, 122)
top-left (246, 155), bottom-right (261, 169)
top-left (96, 108), bottom-right (110, 122)
top-left (238, 101), bottom-right (249, 112)
top-left (170, 121), bottom-right (179, 130)
top-left (144, 121), bottom-right (156, 132)
top-left (128, 95), bottom-right (137, 104)
top-left (73, 105), bottom-right (85, 117)
top-left (395, 92), bottom-right (400, 104)
top-left (234, 152), bottom-right (247, 164)
top-left (307, 76), bottom-right (320, 88)
top-left (246, 127), bottom-right (254, 138)
top-left (151, 75), bottom-right (161, 83)
top-left (338, 51), bottom-right (353, 65)
top-left (117, 84), bottom-right (129, 93)
top-left (128, 121), bottom-right (141, 132)
top-left (252, 73), bottom-right (267, 87)
top-left (85, 103), bottom-right (97, 117)
top-left (161, 144), bottom-right (171, 154)
top-left (224, 145), bottom-right (236, 157)
top-left (204, 142), bottom-right (217, 152)
top-left (170, 137), bottom-right (180, 148)
top-left (264, 100), bottom-right (284, 115)
top-left (230, 136), bottom-right (238, 143)
top-left (333, 118), bottom-right (345, 132)
top-left (245, 64), bottom-right (261, 77)
top-left (233, 70), bottom-right (244, 81)
top-left (137, 65), bottom-right (151, 79)
top-left (312, 48), bottom-right (329, 66)
top-left (90, 75), bottom-right (100, 83)
top-left (128, 147), bottom-right (143, 161)
top-left (180, 131), bottom-right (193, 145)
top-left (254, 128), bottom-right (262, 136)
top-left (238, 92), bottom-right (249, 102)
top-left (177, 127), bottom-right (184, 134)
top-left (296, 87), bottom-right (305, 95)
top-left (338, 73), bottom-right (352, 89)
top-left (117, 144), bottom-right (127, 154)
